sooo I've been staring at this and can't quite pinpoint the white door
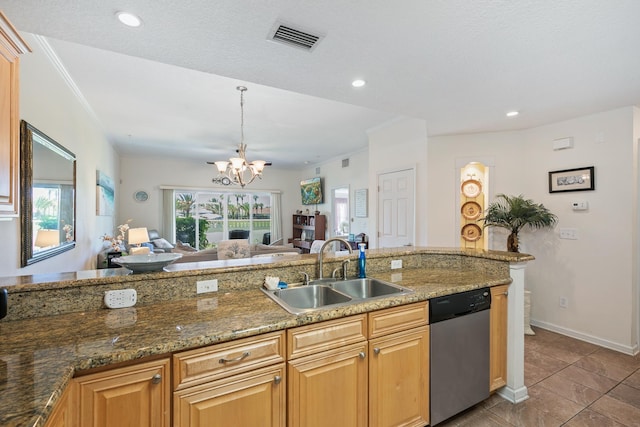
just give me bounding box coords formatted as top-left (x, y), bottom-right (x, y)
top-left (378, 168), bottom-right (415, 248)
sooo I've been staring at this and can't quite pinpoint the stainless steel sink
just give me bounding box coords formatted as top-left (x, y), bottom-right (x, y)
top-left (330, 278), bottom-right (410, 299)
top-left (261, 278), bottom-right (413, 315)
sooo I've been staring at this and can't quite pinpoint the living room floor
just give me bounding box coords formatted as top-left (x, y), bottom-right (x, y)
top-left (438, 326), bottom-right (640, 426)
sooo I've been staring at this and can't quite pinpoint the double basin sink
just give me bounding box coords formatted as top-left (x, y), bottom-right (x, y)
top-left (261, 277), bottom-right (414, 315)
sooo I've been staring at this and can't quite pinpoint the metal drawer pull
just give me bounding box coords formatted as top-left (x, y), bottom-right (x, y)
top-left (504, 291), bottom-right (509, 296)
top-left (274, 375), bottom-right (282, 384)
top-left (219, 351), bottom-right (250, 364)
top-left (373, 347), bottom-right (380, 355)
top-left (359, 352), bottom-right (366, 359)
top-left (151, 374), bottom-right (162, 384)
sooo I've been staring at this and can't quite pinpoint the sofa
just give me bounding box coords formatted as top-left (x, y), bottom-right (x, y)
top-left (171, 241), bottom-right (301, 263)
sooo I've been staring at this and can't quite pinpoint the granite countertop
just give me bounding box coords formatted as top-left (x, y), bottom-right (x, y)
top-left (0, 265), bottom-right (512, 427)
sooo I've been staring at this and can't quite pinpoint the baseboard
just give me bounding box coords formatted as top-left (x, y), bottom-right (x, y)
top-left (530, 319), bottom-right (639, 356)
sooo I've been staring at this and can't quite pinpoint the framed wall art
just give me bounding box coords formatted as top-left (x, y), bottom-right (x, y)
top-left (548, 166), bottom-right (595, 193)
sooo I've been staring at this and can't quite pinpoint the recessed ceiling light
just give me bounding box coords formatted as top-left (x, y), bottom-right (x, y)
top-left (506, 111), bottom-right (519, 117)
top-left (352, 79), bottom-right (366, 88)
top-left (117, 12), bottom-right (142, 27)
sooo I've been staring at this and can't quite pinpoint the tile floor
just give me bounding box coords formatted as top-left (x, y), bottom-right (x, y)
top-left (438, 326), bottom-right (640, 426)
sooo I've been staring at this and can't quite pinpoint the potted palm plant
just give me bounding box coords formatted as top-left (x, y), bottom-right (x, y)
top-left (482, 194), bottom-right (557, 252)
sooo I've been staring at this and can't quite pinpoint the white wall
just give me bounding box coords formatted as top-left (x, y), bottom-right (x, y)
top-left (296, 149), bottom-right (370, 240)
top-left (428, 107), bottom-right (639, 354)
top-left (1, 34), bottom-right (119, 277)
top-left (367, 118), bottom-right (429, 248)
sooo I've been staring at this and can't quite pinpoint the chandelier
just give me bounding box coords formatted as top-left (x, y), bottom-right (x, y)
top-left (209, 86), bottom-right (267, 187)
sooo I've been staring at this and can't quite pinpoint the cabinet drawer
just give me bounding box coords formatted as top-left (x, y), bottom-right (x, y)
top-left (368, 301), bottom-right (429, 339)
top-left (173, 331), bottom-right (285, 390)
top-left (288, 314), bottom-right (367, 360)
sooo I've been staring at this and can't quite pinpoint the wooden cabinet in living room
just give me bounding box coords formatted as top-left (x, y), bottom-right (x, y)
top-left (490, 284), bottom-right (509, 392)
top-left (74, 358), bottom-right (171, 427)
top-left (0, 12), bottom-right (30, 217)
top-left (291, 214), bottom-right (326, 253)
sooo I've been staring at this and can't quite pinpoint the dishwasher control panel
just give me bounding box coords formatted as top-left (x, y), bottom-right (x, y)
top-left (429, 288), bottom-right (491, 323)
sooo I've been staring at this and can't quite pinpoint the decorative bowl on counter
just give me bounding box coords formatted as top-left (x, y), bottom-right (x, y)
top-left (112, 253), bottom-right (183, 273)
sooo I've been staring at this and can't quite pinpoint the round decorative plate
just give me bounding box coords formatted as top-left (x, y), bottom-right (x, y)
top-left (461, 224), bottom-right (483, 242)
top-left (461, 201), bottom-right (482, 220)
top-left (134, 190), bottom-right (149, 202)
top-left (461, 179), bottom-right (482, 198)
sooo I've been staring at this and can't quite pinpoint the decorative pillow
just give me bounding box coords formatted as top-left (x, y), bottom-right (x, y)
top-left (152, 238), bottom-right (174, 249)
top-left (217, 239), bottom-right (251, 260)
top-left (175, 241), bottom-right (198, 252)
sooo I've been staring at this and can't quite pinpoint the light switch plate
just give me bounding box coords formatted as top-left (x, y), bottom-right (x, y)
top-left (391, 259), bottom-right (403, 269)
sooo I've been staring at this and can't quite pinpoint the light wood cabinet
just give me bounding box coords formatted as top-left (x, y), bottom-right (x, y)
top-left (490, 284), bottom-right (509, 391)
top-left (288, 342), bottom-right (368, 427)
top-left (0, 12), bottom-right (30, 217)
top-left (74, 358), bottom-right (171, 427)
top-left (173, 331), bottom-right (286, 427)
top-left (174, 364), bottom-right (286, 427)
top-left (368, 327), bottom-right (429, 427)
top-left (43, 381), bottom-right (77, 427)
top-left (291, 214), bottom-right (326, 253)
top-left (287, 304), bottom-right (430, 427)
top-left (287, 315), bottom-right (368, 427)
top-left (368, 302), bottom-right (429, 427)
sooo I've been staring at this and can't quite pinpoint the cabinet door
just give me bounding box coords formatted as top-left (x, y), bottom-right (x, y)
top-left (0, 12), bottom-right (29, 216)
top-left (490, 285), bottom-right (509, 391)
top-left (44, 382), bottom-right (77, 427)
top-left (174, 364), bottom-right (285, 427)
top-left (369, 326), bottom-right (429, 427)
top-left (75, 358), bottom-right (170, 427)
top-left (288, 342), bottom-right (368, 427)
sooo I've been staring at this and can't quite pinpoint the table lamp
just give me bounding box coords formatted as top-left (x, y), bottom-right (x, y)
top-left (35, 229), bottom-right (59, 249)
top-left (128, 227), bottom-right (150, 255)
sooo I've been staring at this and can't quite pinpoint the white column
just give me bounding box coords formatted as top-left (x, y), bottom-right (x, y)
top-left (498, 262), bottom-right (529, 403)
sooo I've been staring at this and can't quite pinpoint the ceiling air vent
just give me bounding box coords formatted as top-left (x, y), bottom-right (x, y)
top-left (269, 23), bottom-right (323, 51)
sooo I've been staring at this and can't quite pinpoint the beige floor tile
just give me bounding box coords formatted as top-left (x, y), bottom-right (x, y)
top-left (590, 394), bottom-right (640, 427)
top-left (624, 369), bottom-right (640, 389)
top-left (525, 361), bottom-right (556, 387)
top-left (488, 400), bottom-right (564, 427)
top-left (563, 408), bottom-right (626, 427)
top-left (537, 373), bottom-right (602, 406)
top-left (608, 383), bottom-right (640, 409)
top-left (456, 409), bottom-right (514, 426)
top-left (591, 348), bottom-right (640, 371)
top-left (550, 334), bottom-right (600, 356)
top-left (573, 355), bottom-right (636, 382)
top-left (555, 365), bottom-right (619, 393)
top-left (480, 393), bottom-right (508, 410)
top-left (525, 349), bottom-right (568, 373)
top-left (527, 384), bottom-right (585, 422)
top-left (536, 344), bottom-right (584, 364)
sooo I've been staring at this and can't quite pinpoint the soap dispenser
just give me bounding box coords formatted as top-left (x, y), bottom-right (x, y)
top-left (358, 243), bottom-right (366, 278)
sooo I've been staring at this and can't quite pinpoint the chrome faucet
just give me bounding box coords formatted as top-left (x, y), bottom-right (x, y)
top-left (317, 237), bottom-right (353, 280)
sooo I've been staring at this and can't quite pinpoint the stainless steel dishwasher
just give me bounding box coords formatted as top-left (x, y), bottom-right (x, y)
top-left (430, 288), bottom-right (491, 425)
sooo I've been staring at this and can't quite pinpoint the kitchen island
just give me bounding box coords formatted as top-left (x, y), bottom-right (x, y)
top-left (0, 247), bottom-right (533, 426)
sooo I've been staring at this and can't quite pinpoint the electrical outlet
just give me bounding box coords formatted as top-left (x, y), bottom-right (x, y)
top-left (197, 279), bottom-right (218, 294)
top-left (391, 259), bottom-right (403, 269)
top-left (559, 296), bottom-right (568, 308)
top-left (559, 228), bottom-right (578, 240)
top-left (104, 289), bottom-right (137, 309)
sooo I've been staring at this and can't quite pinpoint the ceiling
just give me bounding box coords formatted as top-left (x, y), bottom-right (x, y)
top-left (3, 0), bottom-right (640, 169)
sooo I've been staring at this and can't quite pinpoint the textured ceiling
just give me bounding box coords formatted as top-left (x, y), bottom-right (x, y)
top-left (2, 0), bottom-right (640, 168)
